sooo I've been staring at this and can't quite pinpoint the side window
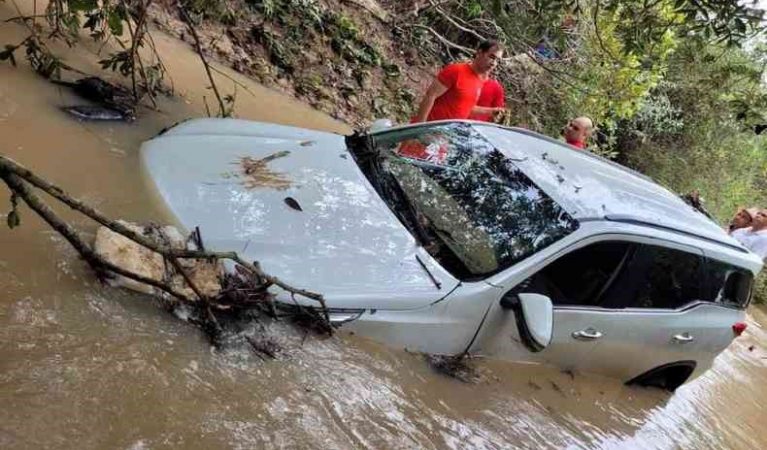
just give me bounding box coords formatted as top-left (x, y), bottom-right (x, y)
top-left (702, 259), bottom-right (754, 308)
top-left (522, 241), bottom-right (634, 307)
top-left (618, 245), bottom-right (704, 309)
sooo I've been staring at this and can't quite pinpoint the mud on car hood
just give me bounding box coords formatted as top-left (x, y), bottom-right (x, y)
top-left (140, 119), bottom-right (457, 309)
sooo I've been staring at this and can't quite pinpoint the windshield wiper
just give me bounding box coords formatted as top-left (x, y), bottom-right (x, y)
top-left (415, 254), bottom-right (442, 290)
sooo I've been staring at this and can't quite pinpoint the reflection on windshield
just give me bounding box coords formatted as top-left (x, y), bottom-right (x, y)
top-left (360, 123), bottom-right (579, 279)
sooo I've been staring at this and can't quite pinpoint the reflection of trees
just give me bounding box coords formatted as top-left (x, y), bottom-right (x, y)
top-left (633, 247), bottom-right (702, 309)
top-left (379, 123), bottom-right (578, 277)
top-left (388, 160), bottom-right (499, 274)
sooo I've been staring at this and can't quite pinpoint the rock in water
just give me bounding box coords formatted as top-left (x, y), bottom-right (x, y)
top-left (93, 221), bottom-right (224, 298)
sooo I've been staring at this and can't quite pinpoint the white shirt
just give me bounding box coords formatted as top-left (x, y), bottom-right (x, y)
top-left (731, 227), bottom-right (767, 260)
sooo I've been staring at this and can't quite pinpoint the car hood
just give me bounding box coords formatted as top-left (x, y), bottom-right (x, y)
top-left (140, 119), bottom-right (457, 309)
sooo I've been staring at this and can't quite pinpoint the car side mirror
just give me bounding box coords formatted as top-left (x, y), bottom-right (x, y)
top-left (500, 292), bottom-right (553, 352)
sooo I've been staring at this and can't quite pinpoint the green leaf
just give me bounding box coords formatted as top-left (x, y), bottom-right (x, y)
top-left (6, 210), bottom-right (20, 229)
top-left (108, 12), bottom-right (124, 36)
top-left (69, 0), bottom-right (98, 11)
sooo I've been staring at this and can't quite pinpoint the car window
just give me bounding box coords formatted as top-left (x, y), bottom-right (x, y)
top-left (604, 244), bottom-right (704, 309)
top-left (702, 259), bottom-right (754, 308)
top-left (522, 241), bottom-right (634, 307)
top-left (522, 241), bottom-right (709, 310)
top-left (354, 122), bottom-right (579, 279)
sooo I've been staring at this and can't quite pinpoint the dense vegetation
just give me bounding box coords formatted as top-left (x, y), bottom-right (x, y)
top-left (3, 0), bottom-right (767, 299)
top-left (407, 0), bottom-right (767, 301)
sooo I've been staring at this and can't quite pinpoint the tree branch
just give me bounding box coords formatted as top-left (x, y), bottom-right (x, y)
top-left (0, 155), bottom-right (327, 317)
top-left (177, 3), bottom-right (228, 117)
top-left (408, 24), bottom-right (473, 55)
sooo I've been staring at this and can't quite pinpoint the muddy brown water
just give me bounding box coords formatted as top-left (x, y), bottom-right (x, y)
top-left (3, 5), bottom-right (767, 449)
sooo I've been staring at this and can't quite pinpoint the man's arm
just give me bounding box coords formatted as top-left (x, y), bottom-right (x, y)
top-left (413, 79), bottom-right (449, 123)
top-left (470, 105), bottom-right (505, 115)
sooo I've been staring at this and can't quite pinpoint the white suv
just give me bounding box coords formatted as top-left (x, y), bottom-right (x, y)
top-left (142, 119), bottom-right (763, 390)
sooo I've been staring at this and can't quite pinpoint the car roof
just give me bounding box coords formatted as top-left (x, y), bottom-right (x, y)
top-left (372, 120), bottom-right (748, 255)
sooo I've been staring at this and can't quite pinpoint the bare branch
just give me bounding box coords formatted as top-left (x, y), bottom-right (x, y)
top-left (432, 4), bottom-right (488, 42)
top-left (177, 3), bottom-right (228, 117)
top-left (408, 24), bottom-right (473, 55)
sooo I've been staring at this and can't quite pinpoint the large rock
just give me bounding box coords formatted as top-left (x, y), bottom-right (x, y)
top-left (93, 222), bottom-right (223, 299)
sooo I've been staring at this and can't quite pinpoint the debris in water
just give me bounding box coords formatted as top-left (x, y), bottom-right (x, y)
top-left (550, 380), bottom-right (566, 396)
top-left (246, 334), bottom-right (281, 359)
top-left (299, 140), bottom-right (316, 147)
top-left (284, 196), bottom-right (302, 211)
top-left (528, 380), bottom-right (542, 390)
top-left (233, 151), bottom-right (292, 190)
top-left (62, 105), bottom-right (129, 122)
top-left (425, 353), bottom-right (479, 383)
top-left (0, 155), bottom-right (334, 361)
top-left (53, 77), bottom-right (136, 120)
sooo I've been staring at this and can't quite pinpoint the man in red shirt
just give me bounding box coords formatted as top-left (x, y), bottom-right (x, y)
top-left (469, 78), bottom-right (505, 122)
top-left (562, 116), bottom-right (593, 149)
top-left (413, 41), bottom-right (505, 123)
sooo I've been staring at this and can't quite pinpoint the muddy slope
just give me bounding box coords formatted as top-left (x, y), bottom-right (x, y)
top-left (149, 0), bottom-right (437, 128)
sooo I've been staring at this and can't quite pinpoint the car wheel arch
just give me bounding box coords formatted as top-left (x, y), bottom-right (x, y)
top-left (625, 360), bottom-right (697, 392)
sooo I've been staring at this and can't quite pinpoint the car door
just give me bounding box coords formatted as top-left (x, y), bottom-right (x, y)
top-left (575, 241), bottom-right (745, 381)
top-left (473, 240), bottom-right (637, 374)
top-left (472, 237), bottom-right (743, 382)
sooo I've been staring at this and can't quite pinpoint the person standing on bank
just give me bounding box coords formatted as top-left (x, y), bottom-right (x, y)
top-left (413, 41), bottom-right (505, 123)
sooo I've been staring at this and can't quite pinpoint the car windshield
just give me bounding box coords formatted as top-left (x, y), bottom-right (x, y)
top-left (349, 122), bottom-right (579, 279)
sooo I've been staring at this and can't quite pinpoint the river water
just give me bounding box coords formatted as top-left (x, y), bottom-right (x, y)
top-left (2, 4), bottom-right (767, 449)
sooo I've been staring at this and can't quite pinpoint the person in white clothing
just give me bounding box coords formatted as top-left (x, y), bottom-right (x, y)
top-left (728, 207), bottom-right (759, 233)
top-left (730, 209), bottom-right (767, 260)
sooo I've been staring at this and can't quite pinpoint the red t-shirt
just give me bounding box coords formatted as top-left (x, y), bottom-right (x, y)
top-left (566, 138), bottom-right (585, 149)
top-left (427, 63), bottom-right (484, 121)
top-left (469, 79), bottom-right (505, 122)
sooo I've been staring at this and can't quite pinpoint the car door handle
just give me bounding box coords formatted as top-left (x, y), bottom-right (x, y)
top-left (572, 328), bottom-right (602, 340)
top-left (672, 333), bottom-right (695, 343)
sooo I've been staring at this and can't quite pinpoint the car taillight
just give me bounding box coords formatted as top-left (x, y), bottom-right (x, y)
top-left (732, 322), bottom-right (747, 337)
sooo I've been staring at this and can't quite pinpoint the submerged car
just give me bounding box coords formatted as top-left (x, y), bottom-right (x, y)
top-left (141, 118), bottom-right (763, 390)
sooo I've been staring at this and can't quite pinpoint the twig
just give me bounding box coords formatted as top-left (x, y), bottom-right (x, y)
top-left (177, 3), bottom-right (227, 117)
top-left (408, 24), bottom-right (473, 55)
top-left (144, 31), bottom-right (175, 94)
top-left (432, 3), bottom-right (488, 42)
top-left (209, 65), bottom-right (260, 99)
top-left (591, 1), bottom-right (621, 64)
top-left (4, 14), bottom-right (48, 23)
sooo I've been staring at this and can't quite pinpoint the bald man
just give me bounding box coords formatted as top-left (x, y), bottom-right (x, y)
top-left (563, 117), bottom-right (593, 149)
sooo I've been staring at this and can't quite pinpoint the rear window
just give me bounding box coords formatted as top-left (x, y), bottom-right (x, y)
top-left (702, 259), bottom-right (754, 308)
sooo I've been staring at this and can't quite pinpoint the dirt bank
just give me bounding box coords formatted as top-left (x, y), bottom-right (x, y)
top-left (147, 0), bottom-right (438, 128)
